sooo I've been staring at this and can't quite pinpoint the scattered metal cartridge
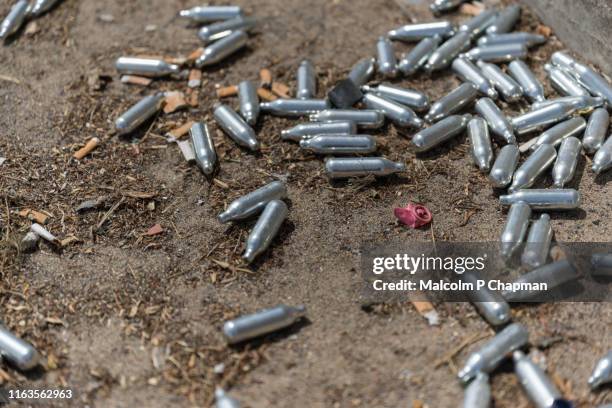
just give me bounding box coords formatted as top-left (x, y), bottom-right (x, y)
top-left (500, 189), bottom-right (581, 210)
top-left (463, 272), bottom-right (511, 326)
top-left (412, 114), bottom-right (470, 152)
top-left (218, 181), bottom-right (287, 223)
top-left (178, 5), bottom-right (243, 22)
top-left (115, 57), bottom-right (180, 77)
top-left (425, 83), bottom-right (478, 123)
top-left (388, 21), bottom-right (454, 42)
top-left (363, 93), bottom-right (423, 128)
top-left (453, 58), bottom-right (499, 100)
top-left (463, 373), bottom-right (491, 408)
top-left (281, 121), bottom-right (356, 141)
top-left (521, 214), bottom-right (553, 270)
top-left (509, 144), bottom-right (557, 192)
top-left (500, 202), bottom-right (531, 260)
top-left (463, 43), bottom-right (528, 63)
top-left (223, 304), bottom-right (306, 344)
top-left (589, 351), bottom-right (612, 389)
top-left (195, 30), bottom-right (248, 67)
top-left (583, 108), bottom-right (609, 154)
top-left (310, 109), bottom-right (385, 128)
top-left (503, 260), bottom-right (579, 302)
top-left (478, 32), bottom-right (546, 48)
top-left (477, 60), bottom-right (523, 103)
top-left (458, 9), bottom-right (498, 39)
top-left (551, 51), bottom-right (612, 106)
top-left (513, 351), bottom-right (565, 408)
top-left (552, 137), bottom-right (582, 187)
top-left (468, 117), bottom-right (494, 171)
top-left (297, 60), bottom-right (316, 99)
top-left (475, 98), bottom-right (515, 144)
top-left (511, 102), bottom-right (576, 135)
top-left (300, 134), bottom-right (376, 154)
top-left (398, 36), bottom-right (441, 75)
top-left (430, 0), bottom-right (469, 15)
top-left (362, 84), bottom-right (429, 112)
top-left (190, 122), bottom-right (217, 175)
top-left (348, 57), bottom-right (376, 86)
top-left (238, 80), bottom-right (260, 125)
top-left (115, 93), bottom-right (164, 135)
top-left (591, 253), bottom-right (612, 277)
top-left (243, 200), bottom-right (288, 263)
top-left (489, 144), bottom-right (520, 188)
top-left (325, 157), bottom-right (406, 178)
top-left (425, 31), bottom-right (471, 72)
top-left (376, 36), bottom-right (398, 78)
top-left (214, 103), bottom-right (259, 151)
top-left (198, 16), bottom-right (256, 43)
top-left (260, 98), bottom-right (330, 117)
top-left (486, 4), bottom-right (521, 35)
top-left (592, 134), bottom-right (612, 174)
top-left (0, 0), bottom-right (28, 40)
top-left (508, 60), bottom-right (545, 103)
top-left (215, 388), bottom-right (240, 408)
top-left (0, 325), bottom-right (40, 371)
top-left (457, 323), bottom-right (529, 383)
top-left (27, 0), bottom-right (62, 17)
top-left (531, 117), bottom-right (586, 151)
top-left (531, 95), bottom-right (604, 114)
top-left (545, 64), bottom-right (590, 97)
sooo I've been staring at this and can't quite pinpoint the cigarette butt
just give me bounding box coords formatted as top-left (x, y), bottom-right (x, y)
top-left (163, 92), bottom-right (188, 113)
top-left (73, 137), bottom-right (100, 160)
top-left (216, 85), bottom-right (238, 98)
top-left (260, 68), bottom-right (273, 89)
top-left (121, 75), bottom-right (153, 86)
top-left (167, 121), bottom-right (195, 139)
top-left (187, 48), bottom-right (204, 63)
top-left (18, 209), bottom-right (49, 224)
top-left (165, 56), bottom-right (187, 66)
top-left (272, 82), bottom-right (291, 98)
top-left (536, 24), bottom-right (552, 37)
top-left (188, 69), bottom-right (202, 88)
top-left (257, 87), bottom-right (278, 101)
top-left (31, 223), bottom-right (58, 243)
top-left (411, 300), bottom-right (434, 314)
top-left (550, 245), bottom-right (567, 262)
top-left (459, 3), bottom-right (484, 15)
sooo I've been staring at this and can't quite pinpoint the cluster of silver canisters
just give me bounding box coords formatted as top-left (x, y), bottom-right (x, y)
top-left (0, 0), bottom-right (63, 40)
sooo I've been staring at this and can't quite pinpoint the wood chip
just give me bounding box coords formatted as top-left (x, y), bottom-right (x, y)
top-left (18, 209), bottom-right (49, 224)
top-left (459, 2), bottom-right (484, 15)
top-left (188, 69), bottom-right (202, 88)
top-left (167, 121), bottom-right (195, 139)
top-left (272, 82), bottom-right (291, 98)
top-left (257, 87), bottom-right (278, 101)
top-left (122, 191), bottom-right (157, 199)
top-left (145, 224), bottom-right (164, 236)
top-left (216, 85), bottom-right (238, 98)
top-left (73, 137), bottom-right (100, 160)
top-left (259, 68), bottom-right (273, 88)
top-left (121, 75), bottom-right (153, 86)
top-left (163, 92), bottom-right (188, 113)
top-left (536, 24), bottom-right (552, 37)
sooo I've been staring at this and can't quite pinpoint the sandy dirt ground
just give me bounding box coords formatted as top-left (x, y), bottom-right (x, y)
top-left (0, 0), bottom-right (611, 407)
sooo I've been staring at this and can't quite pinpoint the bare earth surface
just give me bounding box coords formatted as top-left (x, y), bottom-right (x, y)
top-left (0, 0), bottom-right (610, 407)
